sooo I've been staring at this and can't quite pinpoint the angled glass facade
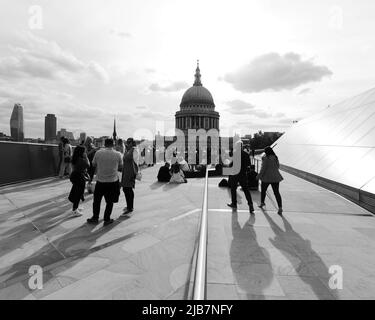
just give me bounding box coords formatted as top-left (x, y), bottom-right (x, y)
top-left (273, 87), bottom-right (375, 196)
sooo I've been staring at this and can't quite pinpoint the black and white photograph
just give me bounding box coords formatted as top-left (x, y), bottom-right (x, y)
top-left (1, 0), bottom-right (375, 309)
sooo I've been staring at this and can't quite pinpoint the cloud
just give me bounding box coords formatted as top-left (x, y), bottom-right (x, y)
top-left (223, 52), bottom-right (333, 93)
top-left (224, 99), bottom-right (272, 118)
top-left (0, 82), bottom-right (119, 138)
top-left (149, 81), bottom-right (188, 92)
top-left (110, 28), bottom-right (132, 38)
top-left (135, 110), bottom-right (170, 121)
top-left (225, 100), bottom-right (255, 114)
top-left (0, 32), bottom-right (109, 83)
top-left (298, 88), bottom-right (312, 95)
top-left (88, 61), bottom-right (110, 83)
top-left (144, 68), bottom-right (156, 73)
top-left (224, 99), bottom-right (299, 128)
top-left (235, 120), bottom-right (291, 131)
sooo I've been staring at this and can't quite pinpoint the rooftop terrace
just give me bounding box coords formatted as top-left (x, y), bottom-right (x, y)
top-left (1, 165), bottom-right (375, 300)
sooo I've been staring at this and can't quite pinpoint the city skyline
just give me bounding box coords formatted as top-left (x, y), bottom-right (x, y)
top-left (1, 0), bottom-right (375, 139)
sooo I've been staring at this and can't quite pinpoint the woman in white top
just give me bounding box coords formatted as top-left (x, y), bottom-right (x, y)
top-left (169, 163), bottom-right (187, 184)
top-left (59, 137), bottom-right (73, 178)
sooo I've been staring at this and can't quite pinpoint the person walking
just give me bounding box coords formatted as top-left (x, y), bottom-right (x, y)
top-left (227, 141), bottom-right (255, 214)
top-left (59, 138), bottom-right (72, 178)
top-left (121, 138), bottom-right (139, 215)
top-left (257, 146), bottom-right (284, 215)
top-left (87, 138), bottom-right (123, 226)
top-left (84, 136), bottom-right (97, 194)
top-left (68, 145), bottom-right (90, 216)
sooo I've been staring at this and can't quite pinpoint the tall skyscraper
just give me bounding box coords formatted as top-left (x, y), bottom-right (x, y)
top-left (45, 114), bottom-right (57, 143)
top-left (10, 103), bottom-right (24, 142)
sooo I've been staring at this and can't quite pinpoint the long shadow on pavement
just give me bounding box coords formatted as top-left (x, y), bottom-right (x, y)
top-left (230, 211), bottom-right (272, 299)
top-left (263, 210), bottom-right (338, 300)
top-left (0, 216), bottom-right (132, 299)
top-left (0, 177), bottom-right (63, 195)
top-left (0, 192), bottom-right (94, 276)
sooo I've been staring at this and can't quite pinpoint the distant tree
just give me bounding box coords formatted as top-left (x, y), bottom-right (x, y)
top-left (250, 131), bottom-right (284, 150)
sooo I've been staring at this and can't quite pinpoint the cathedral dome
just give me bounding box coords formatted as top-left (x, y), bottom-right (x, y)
top-left (181, 86), bottom-right (214, 106)
top-left (175, 61), bottom-right (220, 133)
top-left (179, 61), bottom-right (215, 108)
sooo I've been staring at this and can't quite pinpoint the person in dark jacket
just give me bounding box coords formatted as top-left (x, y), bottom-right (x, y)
top-left (157, 162), bottom-right (171, 182)
top-left (84, 136), bottom-right (97, 194)
top-left (257, 146), bottom-right (284, 215)
top-left (57, 136), bottom-right (64, 175)
top-left (121, 138), bottom-right (139, 215)
top-left (248, 165), bottom-right (259, 190)
top-left (68, 145), bottom-right (90, 216)
top-left (227, 141), bottom-right (255, 213)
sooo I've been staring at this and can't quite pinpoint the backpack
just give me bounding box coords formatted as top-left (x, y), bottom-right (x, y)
top-left (218, 178), bottom-right (229, 188)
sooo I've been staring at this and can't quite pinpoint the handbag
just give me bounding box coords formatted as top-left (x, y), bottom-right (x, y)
top-left (64, 156), bottom-right (71, 163)
top-left (133, 158), bottom-right (142, 181)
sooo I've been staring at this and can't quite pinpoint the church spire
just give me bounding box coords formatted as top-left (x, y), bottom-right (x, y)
top-left (193, 59), bottom-right (202, 86)
top-left (113, 117), bottom-right (117, 141)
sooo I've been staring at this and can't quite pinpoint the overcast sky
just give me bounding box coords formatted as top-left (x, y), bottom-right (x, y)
top-left (0, 0), bottom-right (374, 139)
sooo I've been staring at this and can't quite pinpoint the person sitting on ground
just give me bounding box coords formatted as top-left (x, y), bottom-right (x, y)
top-left (178, 156), bottom-right (190, 172)
top-left (157, 162), bottom-right (171, 182)
top-left (169, 162), bottom-right (187, 184)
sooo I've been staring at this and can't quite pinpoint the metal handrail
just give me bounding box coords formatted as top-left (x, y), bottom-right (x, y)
top-left (192, 165), bottom-right (210, 300)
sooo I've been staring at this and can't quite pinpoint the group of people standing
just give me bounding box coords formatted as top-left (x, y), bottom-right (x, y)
top-left (227, 142), bottom-right (284, 215)
top-left (63, 136), bottom-right (284, 223)
top-left (64, 137), bottom-right (140, 226)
